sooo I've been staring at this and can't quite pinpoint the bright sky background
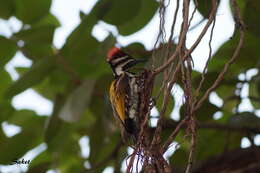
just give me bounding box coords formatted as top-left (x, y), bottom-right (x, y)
top-left (1, 0), bottom-right (259, 172)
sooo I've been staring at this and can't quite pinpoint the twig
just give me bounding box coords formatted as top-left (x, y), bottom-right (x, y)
top-left (152, 0), bottom-right (167, 69)
top-left (153, 0), bottom-right (217, 75)
top-left (159, 120), bottom-right (260, 134)
top-left (185, 123), bottom-right (196, 173)
top-left (151, 0), bottom-right (191, 149)
top-left (195, 0), bottom-right (245, 111)
top-left (161, 117), bottom-right (188, 153)
top-left (195, 12), bottom-right (217, 98)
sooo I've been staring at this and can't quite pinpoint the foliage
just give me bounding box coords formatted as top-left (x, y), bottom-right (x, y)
top-left (0, 0), bottom-right (259, 172)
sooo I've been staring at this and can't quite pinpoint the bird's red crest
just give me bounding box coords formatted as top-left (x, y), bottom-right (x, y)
top-left (107, 47), bottom-right (121, 61)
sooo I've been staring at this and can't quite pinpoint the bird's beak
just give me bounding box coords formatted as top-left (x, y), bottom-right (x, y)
top-left (125, 58), bottom-right (147, 69)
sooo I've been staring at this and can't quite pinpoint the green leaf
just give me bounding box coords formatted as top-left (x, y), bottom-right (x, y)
top-left (59, 155), bottom-right (85, 173)
top-left (228, 112), bottom-right (260, 128)
top-left (193, 71), bottom-right (219, 92)
top-left (33, 13), bottom-right (61, 28)
top-left (0, 0), bottom-right (15, 19)
top-left (61, 32), bottom-right (115, 78)
top-left (0, 102), bottom-right (15, 123)
top-left (222, 96), bottom-right (239, 114)
top-left (32, 68), bottom-right (72, 100)
top-left (7, 109), bottom-right (47, 127)
top-left (81, 34), bottom-right (117, 78)
top-left (58, 79), bottom-right (96, 122)
top-left (156, 90), bottom-right (174, 118)
top-left (180, 101), bottom-right (219, 121)
top-left (27, 162), bottom-right (51, 173)
top-left (22, 44), bottom-right (54, 60)
top-left (87, 75), bottom-right (118, 168)
top-left (62, 13), bottom-right (97, 50)
top-left (32, 75), bottom-right (64, 100)
top-left (124, 42), bottom-right (151, 60)
top-left (195, 129), bottom-right (241, 162)
top-left (208, 32), bottom-right (260, 74)
top-left (28, 151), bottom-right (51, 171)
top-left (0, 70), bottom-right (12, 114)
top-left (0, 69), bottom-right (12, 98)
top-left (244, 0), bottom-right (260, 37)
top-left (196, 0), bottom-right (214, 18)
top-left (215, 84), bottom-right (236, 100)
top-left (0, 36), bottom-right (17, 68)
top-left (0, 110), bottom-right (46, 164)
top-left (5, 56), bottom-right (56, 98)
top-left (249, 75), bottom-right (260, 109)
top-left (233, 0), bottom-right (246, 15)
top-left (61, 36), bottom-right (99, 77)
top-left (0, 131), bottom-right (39, 164)
top-left (95, 0), bottom-right (141, 26)
top-left (44, 95), bottom-right (65, 149)
top-left (196, 101), bottom-right (219, 121)
top-left (14, 25), bottom-right (56, 45)
top-left (89, 74), bottom-right (114, 120)
top-left (169, 148), bottom-right (188, 168)
top-left (89, 125), bottom-right (120, 171)
top-left (15, 0), bottom-right (51, 24)
top-left (117, 0), bottom-right (158, 35)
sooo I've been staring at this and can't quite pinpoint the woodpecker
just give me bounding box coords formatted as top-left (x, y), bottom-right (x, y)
top-left (106, 47), bottom-right (144, 140)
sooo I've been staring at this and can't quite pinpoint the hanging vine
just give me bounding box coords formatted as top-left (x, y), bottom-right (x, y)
top-left (125, 0), bottom-right (245, 172)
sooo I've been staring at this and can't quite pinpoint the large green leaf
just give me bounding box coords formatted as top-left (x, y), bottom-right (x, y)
top-left (0, 102), bottom-right (15, 123)
top-left (249, 74), bottom-right (260, 109)
top-left (0, 69), bottom-right (14, 123)
top-left (244, 0), bottom-right (260, 37)
top-left (180, 101), bottom-right (219, 121)
top-left (95, 0), bottom-right (141, 26)
top-left (89, 124), bottom-right (121, 172)
top-left (5, 56), bottom-right (56, 98)
top-left (22, 43), bottom-right (54, 60)
top-left (208, 32), bottom-right (260, 74)
top-left (0, 131), bottom-right (39, 164)
top-left (196, 0), bottom-right (215, 18)
top-left (196, 101), bottom-right (219, 121)
top-left (61, 30), bottom-right (115, 77)
top-left (154, 86), bottom-right (175, 118)
top-left (62, 13), bottom-right (97, 50)
top-left (27, 151), bottom-right (51, 173)
top-left (27, 162), bottom-right (51, 173)
top-left (0, 36), bottom-right (17, 68)
top-left (33, 75), bottom-right (64, 100)
top-left (14, 25), bottom-right (56, 45)
top-left (15, 67), bottom-right (66, 100)
top-left (228, 112), bottom-right (260, 128)
top-left (0, 69), bottom-right (12, 98)
top-left (195, 129), bottom-right (242, 162)
top-left (0, 0), bottom-right (15, 19)
top-left (58, 79), bottom-right (96, 122)
top-left (12, 13), bottom-right (58, 60)
top-left (14, 0), bottom-right (51, 24)
top-left (7, 110), bottom-right (47, 126)
top-left (169, 148), bottom-right (188, 169)
top-left (117, 0), bottom-right (158, 35)
top-left (44, 95), bottom-right (65, 149)
top-left (0, 110), bottom-right (46, 164)
top-left (45, 119), bottom-right (83, 172)
top-left (61, 36), bottom-right (98, 77)
top-left (33, 13), bottom-right (61, 28)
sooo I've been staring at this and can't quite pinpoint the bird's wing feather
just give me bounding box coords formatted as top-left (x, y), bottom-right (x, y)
top-left (109, 80), bottom-right (126, 124)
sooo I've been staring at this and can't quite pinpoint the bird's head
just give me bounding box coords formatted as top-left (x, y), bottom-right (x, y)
top-left (106, 47), bottom-right (144, 77)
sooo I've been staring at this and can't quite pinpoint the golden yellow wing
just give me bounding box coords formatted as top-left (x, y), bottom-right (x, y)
top-left (109, 80), bottom-right (126, 123)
